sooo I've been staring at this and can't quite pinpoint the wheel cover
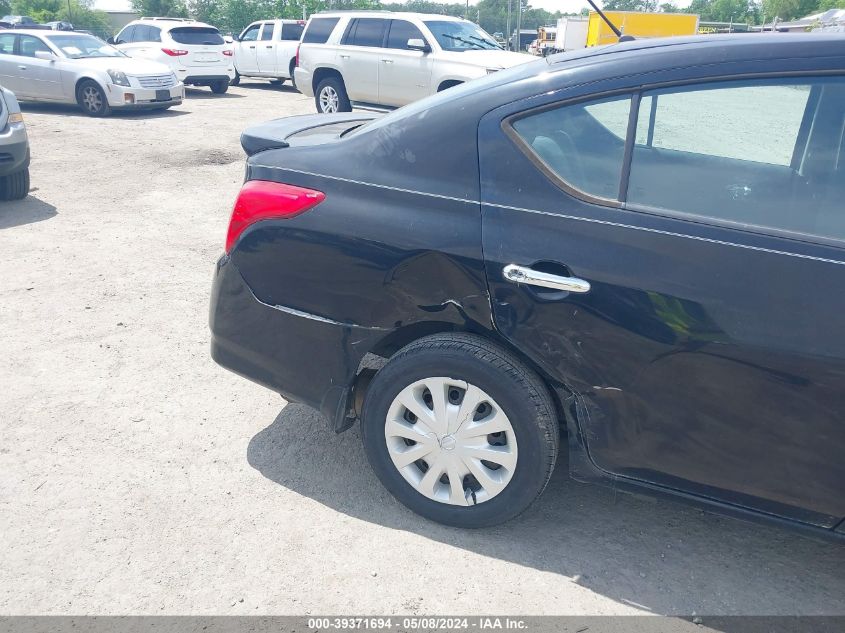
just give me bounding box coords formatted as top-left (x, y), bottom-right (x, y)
top-left (81, 86), bottom-right (102, 112)
top-left (319, 86), bottom-right (339, 113)
top-left (385, 377), bottom-right (518, 506)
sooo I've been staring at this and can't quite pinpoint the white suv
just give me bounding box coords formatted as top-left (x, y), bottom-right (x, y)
top-left (294, 11), bottom-right (532, 113)
top-left (111, 17), bottom-right (235, 94)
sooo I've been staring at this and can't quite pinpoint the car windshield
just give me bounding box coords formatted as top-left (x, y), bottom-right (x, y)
top-left (47, 33), bottom-right (125, 58)
top-left (424, 20), bottom-right (501, 51)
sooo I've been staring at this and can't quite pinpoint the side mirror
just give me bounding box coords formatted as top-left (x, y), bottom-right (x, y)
top-left (34, 50), bottom-right (55, 60)
top-left (106, 36), bottom-right (115, 44)
top-left (407, 38), bottom-right (430, 53)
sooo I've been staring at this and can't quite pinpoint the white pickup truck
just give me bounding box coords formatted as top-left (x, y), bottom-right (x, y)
top-left (231, 19), bottom-right (305, 88)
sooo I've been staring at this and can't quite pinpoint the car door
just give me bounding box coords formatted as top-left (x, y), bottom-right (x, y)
top-left (479, 72), bottom-right (845, 528)
top-left (256, 22), bottom-right (276, 75)
top-left (0, 33), bottom-right (23, 95)
top-left (338, 17), bottom-right (385, 104)
top-left (378, 19), bottom-right (433, 107)
top-left (15, 35), bottom-right (62, 99)
top-left (236, 23), bottom-right (260, 74)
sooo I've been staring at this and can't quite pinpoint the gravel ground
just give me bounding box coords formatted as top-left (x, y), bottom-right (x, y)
top-left (1, 81), bottom-right (843, 617)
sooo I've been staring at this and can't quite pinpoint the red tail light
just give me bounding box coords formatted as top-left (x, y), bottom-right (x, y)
top-left (162, 48), bottom-right (188, 56)
top-left (222, 49), bottom-right (233, 56)
top-left (225, 180), bottom-right (325, 253)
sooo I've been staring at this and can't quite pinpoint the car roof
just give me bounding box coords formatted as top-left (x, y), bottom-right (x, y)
top-left (311, 11), bottom-right (466, 21)
top-left (131, 18), bottom-right (216, 30)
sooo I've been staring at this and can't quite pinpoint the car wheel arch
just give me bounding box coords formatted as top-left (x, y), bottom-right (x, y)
top-left (437, 79), bottom-right (464, 92)
top-left (349, 324), bottom-right (574, 440)
top-left (311, 66), bottom-right (345, 94)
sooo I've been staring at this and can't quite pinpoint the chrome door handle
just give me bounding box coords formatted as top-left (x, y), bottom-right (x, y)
top-left (503, 264), bottom-right (591, 294)
top-left (339, 54), bottom-right (350, 59)
top-left (17, 65), bottom-right (26, 70)
top-left (381, 59), bottom-right (393, 63)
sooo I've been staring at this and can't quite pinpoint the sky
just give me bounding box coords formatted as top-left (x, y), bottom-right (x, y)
top-left (93, 0), bottom-right (695, 16)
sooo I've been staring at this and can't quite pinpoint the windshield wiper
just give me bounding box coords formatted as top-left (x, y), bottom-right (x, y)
top-left (468, 35), bottom-right (499, 49)
top-left (441, 33), bottom-right (484, 50)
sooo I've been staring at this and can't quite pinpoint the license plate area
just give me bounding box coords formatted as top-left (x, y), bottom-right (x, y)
top-left (195, 55), bottom-right (218, 63)
top-left (155, 89), bottom-right (170, 101)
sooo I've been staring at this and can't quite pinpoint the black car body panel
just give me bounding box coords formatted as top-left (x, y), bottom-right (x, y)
top-left (210, 34), bottom-right (845, 537)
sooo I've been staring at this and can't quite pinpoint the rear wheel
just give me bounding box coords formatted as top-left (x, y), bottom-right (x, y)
top-left (361, 333), bottom-right (559, 527)
top-left (210, 79), bottom-right (229, 94)
top-left (76, 80), bottom-right (111, 117)
top-left (0, 167), bottom-right (29, 201)
top-left (230, 71), bottom-right (240, 86)
top-left (315, 76), bottom-right (351, 114)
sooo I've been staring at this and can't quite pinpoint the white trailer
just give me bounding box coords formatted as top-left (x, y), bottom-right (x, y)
top-left (552, 17), bottom-right (588, 53)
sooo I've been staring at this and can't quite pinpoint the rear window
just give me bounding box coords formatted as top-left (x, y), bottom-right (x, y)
top-left (301, 17), bottom-right (339, 44)
top-left (168, 27), bottom-right (224, 46)
top-left (281, 23), bottom-right (304, 41)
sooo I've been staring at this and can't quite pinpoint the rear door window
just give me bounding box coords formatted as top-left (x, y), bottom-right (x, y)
top-left (511, 95), bottom-right (632, 201)
top-left (347, 18), bottom-right (386, 47)
top-left (260, 23), bottom-right (275, 41)
top-left (281, 23), bottom-right (304, 41)
top-left (302, 17), bottom-right (339, 44)
top-left (387, 20), bottom-right (425, 49)
top-left (169, 27), bottom-right (224, 46)
top-left (627, 77), bottom-right (845, 241)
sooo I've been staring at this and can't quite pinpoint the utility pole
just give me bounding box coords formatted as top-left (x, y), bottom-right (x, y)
top-left (515, 0), bottom-right (522, 51)
top-left (507, 0), bottom-right (512, 49)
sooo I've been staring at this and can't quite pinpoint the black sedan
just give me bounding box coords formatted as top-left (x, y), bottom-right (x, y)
top-left (210, 33), bottom-right (845, 535)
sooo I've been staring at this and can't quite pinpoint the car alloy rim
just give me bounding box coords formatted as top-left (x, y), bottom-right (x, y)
top-left (82, 86), bottom-right (102, 112)
top-left (320, 86), bottom-right (338, 113)
top-left (385, 377), bottom-right (518, 506)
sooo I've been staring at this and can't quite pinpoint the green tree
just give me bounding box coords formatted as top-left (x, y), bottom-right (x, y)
top-left (660, 2), bottom-right (682, 11)
top-left (815, 0), bottom-right (844, 9)
top-left (760, 0), bottom-right (818, 19)
top-left (603, 0), bottom-right (659, 10)
top-left (130, 0), bottom-right (189, 18)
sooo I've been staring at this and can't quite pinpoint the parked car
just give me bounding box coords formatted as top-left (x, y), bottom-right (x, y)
top-left (2, 15), bottom-right (37, 27)
top-left (231, 19), bottom-right (304, 88)
top-left (43, 21), bottom-right (74, 31)
top-left (0, 30), bottom-right (184, 116)
top-left (0, 85), bottom-right (29, 200)
top-left (110, 17), bottom-right (234, 94)
top-left (211, 33), bottom-right (845, 535)
top-left (294, 11), bottom-right (532, 113)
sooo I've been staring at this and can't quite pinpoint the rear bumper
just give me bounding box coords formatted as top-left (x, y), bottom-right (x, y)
top-left (0, 123), bottom-right (29, 176)
top-left (209, 255), bottom-right (385, 429)
top-left (294, 68), bottom-right (313, 97)
top-left (181, 70), bottom-right (236, 85)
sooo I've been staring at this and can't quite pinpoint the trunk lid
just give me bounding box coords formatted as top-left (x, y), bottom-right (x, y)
top-left (240, 113), bottom-right (378, 156)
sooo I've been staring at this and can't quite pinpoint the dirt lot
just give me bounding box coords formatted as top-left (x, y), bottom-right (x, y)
top-left (1, 82), bottom-right (843, 616)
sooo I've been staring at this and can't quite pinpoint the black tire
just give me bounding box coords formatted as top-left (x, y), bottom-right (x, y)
top-left (270, 78), bottom-right (285, 86)
top-left (76, 79), bottom-right (111, 117)
top-left (230, 72), bottom-right (240, 86)
top-left (210, 79), bottom-right (229, 94)
top-left (314, 76), bottom-right (351, 114)
top-left (361, 333), bottom-right (559, 528)
top-left (0, 167), bottom-right (29, 201)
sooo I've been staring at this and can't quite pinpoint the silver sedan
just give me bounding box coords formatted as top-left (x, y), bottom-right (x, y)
top-left (0, 30), bottom-right (184, 116)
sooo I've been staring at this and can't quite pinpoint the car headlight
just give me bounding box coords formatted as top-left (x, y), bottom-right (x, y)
top-left (107, 69), bottom-right (131, 87)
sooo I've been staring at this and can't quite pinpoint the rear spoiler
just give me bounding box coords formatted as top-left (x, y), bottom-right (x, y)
top-left (240, 113), bottom-right (377, 156)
